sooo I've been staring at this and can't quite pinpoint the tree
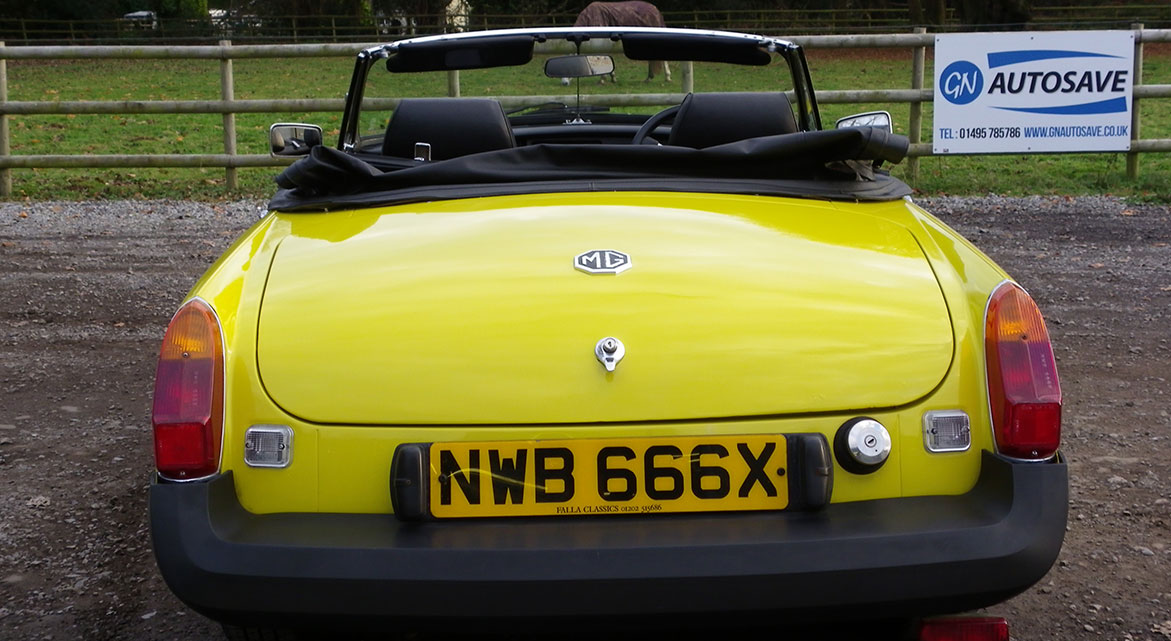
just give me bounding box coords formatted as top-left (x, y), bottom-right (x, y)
top-left (909, 0), bottom-right (948, 26)
top-left (957, 0), bottom-right (1031, 28)
top-left (0, 0), bottom-right (144, 19)
top-left (153, 0), bottom-right (210, 19)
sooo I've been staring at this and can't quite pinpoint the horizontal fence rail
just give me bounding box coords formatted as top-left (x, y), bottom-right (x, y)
top-left (0, 10), bottom-right (974, 46)
top-left (0, 28), bottom-right (1169, 195)
top-left (1, 5), bottom-right (1170, 45)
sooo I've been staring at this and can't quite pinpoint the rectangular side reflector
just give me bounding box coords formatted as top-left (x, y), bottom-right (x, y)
top-left (244, 425), bottom-right (293, 468)
top-left (923, 410), bottom-right (971, 453)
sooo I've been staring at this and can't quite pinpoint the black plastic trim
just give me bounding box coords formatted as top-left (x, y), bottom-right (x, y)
top-left (150, 451), bottom-right (1066, 629)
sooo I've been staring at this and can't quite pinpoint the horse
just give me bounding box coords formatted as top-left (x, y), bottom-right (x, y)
top-left (573, 1), bottom-right (671, 83)
top-left (445, 0), bottom-right (470, 33)
top-left (379, 1), bottom-right (468, 37)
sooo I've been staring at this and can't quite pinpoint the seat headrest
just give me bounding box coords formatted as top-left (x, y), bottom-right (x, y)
top-left (667, 92), bottom-right (798, 149)
top-left (383, 98), bottom-right (516, 160)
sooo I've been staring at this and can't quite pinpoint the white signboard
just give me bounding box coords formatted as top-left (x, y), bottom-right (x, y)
top-left (934, 31), bottom-right (1134, 154)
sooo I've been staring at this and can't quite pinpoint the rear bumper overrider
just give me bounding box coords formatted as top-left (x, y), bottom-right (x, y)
top-left (150, 451), bottom-right (1066, 629)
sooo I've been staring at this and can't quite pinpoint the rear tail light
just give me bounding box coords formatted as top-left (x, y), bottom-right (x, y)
top-left (985, 282), bottom-right (1061, 460)
top-left (919, 617), bottom-right (1009, 641)
top-left (152, 299), bottom-right (225, 480)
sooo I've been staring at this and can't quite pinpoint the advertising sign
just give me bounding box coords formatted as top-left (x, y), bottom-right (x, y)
top-left (934, 31), bottom-right (1134, 154)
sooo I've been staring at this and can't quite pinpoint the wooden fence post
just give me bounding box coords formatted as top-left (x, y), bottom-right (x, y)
top-left (1, 41), bottom-right (10, 198)
top-left (219, 40), bottom-right (238, 191)
top-left (907, 26), bottom-right (926, 183)
top-left (1127, 23), bottom-right (1143, 180)
top-left (681, 61), bottom-right (694, 94)
top-left (448, 70), bottom-right (461, 97)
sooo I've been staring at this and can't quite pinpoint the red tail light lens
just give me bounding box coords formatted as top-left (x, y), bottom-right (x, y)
top-left (919, 617), bottom-right (1009, 641)
top-left (152, 299), bottom-right (224, 480)
top-left (985, 282), bottom-right (1061, 460)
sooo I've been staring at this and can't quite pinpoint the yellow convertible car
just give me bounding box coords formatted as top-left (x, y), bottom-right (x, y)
top-left (149, 27), bottom-right (1066, 641)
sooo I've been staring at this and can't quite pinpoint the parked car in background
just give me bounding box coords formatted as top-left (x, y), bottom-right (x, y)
top-left (208, 9), bottom-right (264, 37)
top-left (149, 26), bottom-right (1067, 641)
top-left (121, 10), bottom-right (158, 30)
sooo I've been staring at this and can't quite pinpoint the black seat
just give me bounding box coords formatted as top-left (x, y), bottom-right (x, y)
top-left (667, 92), bottom-right (798, 149)
top-left (383, 98), bottom-right (516, 160)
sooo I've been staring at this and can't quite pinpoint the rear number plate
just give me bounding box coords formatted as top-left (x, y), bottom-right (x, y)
top-left (428, 434), bottom-right (788, 518)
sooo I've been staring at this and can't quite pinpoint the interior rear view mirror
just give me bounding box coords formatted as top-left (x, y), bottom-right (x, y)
top-left (544, 55), bottom-right (615, 79)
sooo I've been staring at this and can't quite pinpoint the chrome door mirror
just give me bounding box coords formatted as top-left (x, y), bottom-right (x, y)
top-left (269, 123), bottom-right (323, 157)
top-left (835, 111), bottom-right (893, 133)
top-left (544, 55), bottom-right (615, 79)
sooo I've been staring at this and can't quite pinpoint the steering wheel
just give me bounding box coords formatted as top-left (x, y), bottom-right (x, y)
top-left (631, 105), bottom-right (681, 145)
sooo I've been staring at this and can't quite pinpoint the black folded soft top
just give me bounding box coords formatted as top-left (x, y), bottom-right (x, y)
top-left (270, 127), bottom-right (911, 212)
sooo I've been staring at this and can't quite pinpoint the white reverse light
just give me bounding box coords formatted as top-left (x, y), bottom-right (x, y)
top-left (244, 425), bottom-right (294, 468)
top-left (923, 410), bottom-right (971, 453)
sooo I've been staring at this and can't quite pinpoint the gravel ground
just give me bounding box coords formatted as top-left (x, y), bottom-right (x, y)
top-left (0, 196), bottom-right (1169, 640)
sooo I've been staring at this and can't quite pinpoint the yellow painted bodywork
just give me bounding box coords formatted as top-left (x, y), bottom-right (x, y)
top-left (258, 193), bottom-right (953, 424)
top-left (181, 192), bottom-right (1011, 516)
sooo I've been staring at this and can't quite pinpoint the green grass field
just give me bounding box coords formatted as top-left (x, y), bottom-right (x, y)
top-left (3, 44), bottom-right (1169, 201)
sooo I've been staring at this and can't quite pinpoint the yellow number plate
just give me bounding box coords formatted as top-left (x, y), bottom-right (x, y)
top-left (429, 434), bottom-right (788, 518)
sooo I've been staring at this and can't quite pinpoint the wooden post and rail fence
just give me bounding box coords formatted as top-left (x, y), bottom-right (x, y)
top-left (0, 27), bottom-right (1169, 197)
top-left (2, 5), bottom-right (1170, 45)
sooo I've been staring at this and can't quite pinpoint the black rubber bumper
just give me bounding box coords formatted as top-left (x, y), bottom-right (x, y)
top-left (150, 452), bottom-right (1066, 628)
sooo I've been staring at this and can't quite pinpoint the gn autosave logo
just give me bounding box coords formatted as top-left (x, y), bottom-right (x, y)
top-left (940, 60), bottom-right (983, 105)
top-left (939, 48), bottom-right (1129, 115)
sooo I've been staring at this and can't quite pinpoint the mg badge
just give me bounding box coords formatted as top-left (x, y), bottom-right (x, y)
top-left (574, 249), bottom-right (631, 274)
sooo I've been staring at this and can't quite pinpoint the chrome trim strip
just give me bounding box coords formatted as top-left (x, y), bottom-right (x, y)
top-left (380, 26), bottom-right (790, 52)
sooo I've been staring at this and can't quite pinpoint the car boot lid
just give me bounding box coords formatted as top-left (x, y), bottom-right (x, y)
top-left (256, 192), bottom-right (953, 425)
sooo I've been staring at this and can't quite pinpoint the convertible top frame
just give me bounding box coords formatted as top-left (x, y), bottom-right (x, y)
top-left (337, 27), bottom-right (823, 152)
